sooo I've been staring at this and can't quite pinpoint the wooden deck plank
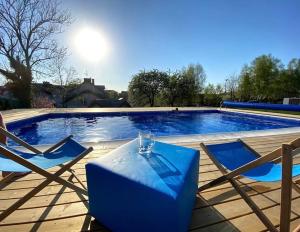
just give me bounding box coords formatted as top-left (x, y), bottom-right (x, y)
top-left (0, 117), bottom-right (299, 231)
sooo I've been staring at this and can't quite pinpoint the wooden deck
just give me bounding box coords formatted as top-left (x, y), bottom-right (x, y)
top-left (0, 132), bottom-right (300, 231)
top-left (1, 108), bottom-right (300, 231)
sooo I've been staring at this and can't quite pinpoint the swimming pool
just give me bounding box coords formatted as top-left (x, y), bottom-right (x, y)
top-left (7, 110), bottom-right (300, 145)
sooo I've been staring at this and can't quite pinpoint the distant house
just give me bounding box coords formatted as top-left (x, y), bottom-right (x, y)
top-left (1, 78), bottom-right (130, 108)
top-left (30, 78), bottom-right (130, 108)
top-left (32, 82), bottom-right (64, 107)
top-left (64, 78), bottom-right (106, 107)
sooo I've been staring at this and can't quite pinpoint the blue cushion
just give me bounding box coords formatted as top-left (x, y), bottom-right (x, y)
top-left (86, 139), bottom-right (199, 232)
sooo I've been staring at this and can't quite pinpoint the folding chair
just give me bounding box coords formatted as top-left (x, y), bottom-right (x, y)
top-left (199, 138), bottom-right (300, 232)
top-left (0, 127), bottom-right (93, 222)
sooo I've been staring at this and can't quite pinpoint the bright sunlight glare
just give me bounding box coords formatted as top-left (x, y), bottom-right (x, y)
top-left (73, 27), bottom-right (109, 62)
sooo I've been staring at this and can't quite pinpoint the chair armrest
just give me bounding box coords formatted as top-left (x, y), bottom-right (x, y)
top-left (44, 135), bottom-right (73, 153)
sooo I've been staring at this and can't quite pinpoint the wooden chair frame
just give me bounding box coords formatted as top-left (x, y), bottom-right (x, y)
top-left (0, 127), bottom-right (93, 222)
top-left (199, 138), bottom-right (300, 232)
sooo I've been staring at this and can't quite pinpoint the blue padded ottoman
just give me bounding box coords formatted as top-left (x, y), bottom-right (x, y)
top-left (86, 139), bottom-right (199, 232)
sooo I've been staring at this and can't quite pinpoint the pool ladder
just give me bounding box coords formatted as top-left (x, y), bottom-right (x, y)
top-left (219, 101), bottom-right (223, 110)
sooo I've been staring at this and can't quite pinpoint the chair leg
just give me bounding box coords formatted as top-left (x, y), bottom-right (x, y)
top-left (229, 178), bottom-right (278, 232)
top-left (292, 181), bottom-right (300, 194)
top-left (280, 144), bottom-right (293, 232)
top-left (201, 143), bottom-right (278, 232)
top-left (0, 172), bottom-right (17, 189)
top-left (59, 164), bottom-right (87, 190)
top-left (67, 168), bottom-right (87, 190)
top-left (198, 175), bottom-right (227, 192)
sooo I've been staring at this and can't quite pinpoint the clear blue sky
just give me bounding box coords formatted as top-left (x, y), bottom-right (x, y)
top-left (61, 0), bottom-right (300, 91)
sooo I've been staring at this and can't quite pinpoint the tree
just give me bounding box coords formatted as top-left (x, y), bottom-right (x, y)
top-left (286, 59), bottom-right (300, 97)
top-left (225, 74), bottom-right (239, 100)
top-left (234, 55), bottom-right (299, 102)
top-left (0, 0), bottom-right (71, 107)
top-left (180, 63), bottom-right (206, 106)
top-left (1, 56), bottom-right (32, 107)
top-left (182, 64), bottom-right (206, 91)
top-left (251, 54), bottom-right (282, 101)
top-left (238, 65), bottom-right (253, 101)
top-left (128, 69), bottom-right (168, 107)
top-left (203, 83), bottom-right (223, 106)
top-left (119, 91), bottom-right (128, 101)
top-left (270, 58), bottom-right (300, 101)
top-left (105, 90), bottom-right (119, 100)
top-left (215, 84), bottom-right (223, 95)
top-left (162, 73), bottom-right (181, 107)
top-left (50, 55), bottom-right (80, 106)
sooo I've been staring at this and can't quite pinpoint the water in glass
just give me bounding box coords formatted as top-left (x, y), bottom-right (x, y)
top-left (138, 132), bottom-right (154, 155)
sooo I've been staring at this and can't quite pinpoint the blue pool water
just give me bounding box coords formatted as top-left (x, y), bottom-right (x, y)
top-left (7, 110), bottom-right (300, 145)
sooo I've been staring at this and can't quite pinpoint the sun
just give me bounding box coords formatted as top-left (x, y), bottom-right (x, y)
top-left (73, 27), bottom-right (109, 62)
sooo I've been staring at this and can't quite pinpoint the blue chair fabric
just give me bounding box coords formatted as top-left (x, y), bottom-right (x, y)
top-left (205, 141), bottom-right (300, 182)
top-left (0, 139), bottom-right (86, 172)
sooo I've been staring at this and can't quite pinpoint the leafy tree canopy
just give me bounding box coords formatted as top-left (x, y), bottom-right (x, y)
top-left (128, 69), bottom-right (168, 107)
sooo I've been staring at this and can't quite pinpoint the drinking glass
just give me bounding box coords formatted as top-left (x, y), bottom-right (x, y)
top-left (138, 131), bottom-right (155, 155)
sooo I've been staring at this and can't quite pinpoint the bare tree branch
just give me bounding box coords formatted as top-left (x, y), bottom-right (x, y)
top-left (0, 0), bottom-right (71, 73)
top-left (0, 0), bottom-right (71, 107)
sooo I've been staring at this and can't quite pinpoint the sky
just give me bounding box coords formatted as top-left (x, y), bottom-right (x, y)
top-left (60, 0), bottom-right (300, 91)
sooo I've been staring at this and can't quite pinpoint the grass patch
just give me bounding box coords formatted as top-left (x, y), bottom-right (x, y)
top-left (228, 108), bottom-right (300, 116)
